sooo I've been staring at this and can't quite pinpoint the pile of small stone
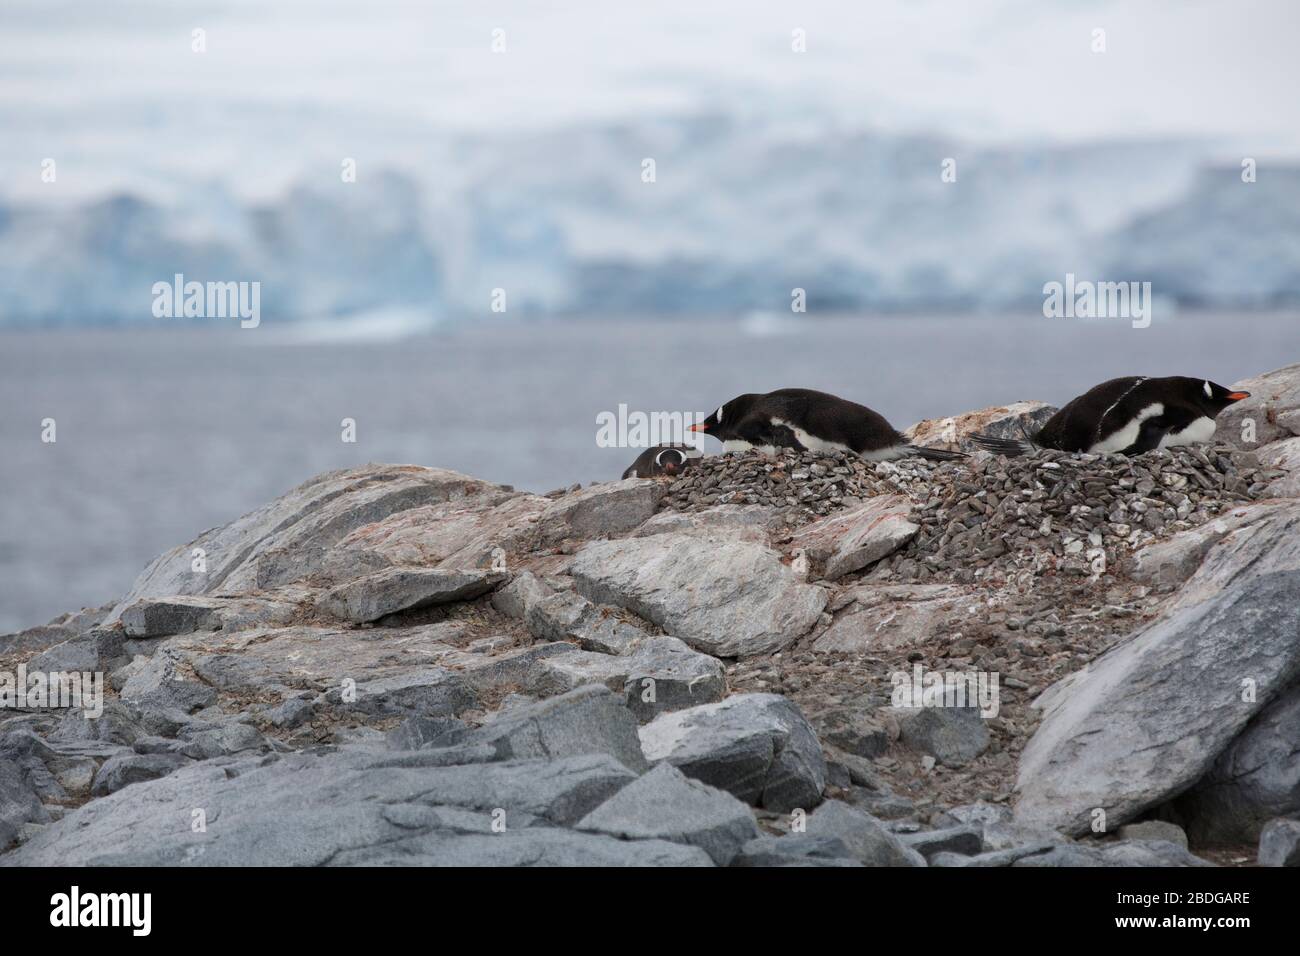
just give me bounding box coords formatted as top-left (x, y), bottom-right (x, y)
top-left (660, 448), bottom-right (937, 519)
top-left (873, 444), bottom-right (1272, 583)
top-left (662, 443), bottom-right (1277, 582)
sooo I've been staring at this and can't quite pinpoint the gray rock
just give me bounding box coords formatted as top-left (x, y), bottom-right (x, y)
top-left (107, 465), bottom-right (503, 621)
top-left (386, 715), bottom-right (469, 751)
top-left (1130, 502), bottom-right (1289, 587)
top-left (1218, 362), bottom-right (1300, 449)
top-left (789, 496), bottom-right (919, 579)
top-left (731, 834), bottom-right (863, 867)
top-left (319, 568), bottom-right (505, 623)
top-left (175, 721), bottom-right (269, 760)
top-left (934, 802), bottom-right (1066, 851)
top-left (90, 751), bottom-right (190, 796)
top-left (465, 685), bottom-right (649, 772)
top-left (3, 749), bottom-right (699, 866)
top-left (803, 800), bottom-right (927, 866)
top-left (930, 843), bottom-right (1057, 867)
top-left (812, 708), bottom-right (889, 759)
top-left (1257, 818), bottom-right (1300, 867)
top-left (535, 478), bottom-right (663, 545)
top-left (905, 401), bottom-right (1058, 454)
top-left (639, 693), bottom-right (826, 812)
top-left (326, 667), bottom-right (478, 719)
top-left (1173, 679), bottom-right (1300, 843)
top-left (536, 637), bottom-right (726, 722)
top-left (900, 825), bottom-right (984, 859)
top-left (118, 649), bottom-right (218, 714)
top-left (524, 589), bottom-right (651, 655)
top-left (1014, 840), bottom-right (1214, 868)
top-left (119, 595), bottom-right (224, 637)
top-left (1117, 820), bottom-right (1189, 849)
top-left (490, 570), bottom-right (553, 620)
top-left (813, 584), bottom-right (969, 653)
top-left (577, 763), bottom-right (759, 865)
top-left (253, 546), bottom-right (392, 590)
top-left (0, 758), bottom-right (49, 850)
top-left (1016, 501), bottom-right (1300, 836)
top-left (895, 705), bottom-right (990, 768)
top-left (571, 534), bottom-right (828, 657)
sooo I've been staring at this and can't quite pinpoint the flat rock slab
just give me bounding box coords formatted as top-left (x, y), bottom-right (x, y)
top-left (1, 750), bottom-right (706, 866)
top-left (639, 693), bottom-right (826, 812)
top-left (119, 594), bottom-right (301, 638)
top-left (1130, 502), bottom-right (1288, 587)
top-left (570, 533), bottom-right (827, 657)
top-left (789, 496), bottom-right (919, 579)
top-left (535, 479), bottom-right (663, 546)
top-left (577, 763), bottom-right (759, 865)
top-left (634, 504), bottom-right (781, 543)
top-left (319, 568), bottom-right (506, 623)
top-left (1015, 501), bottom-right (1300, 836)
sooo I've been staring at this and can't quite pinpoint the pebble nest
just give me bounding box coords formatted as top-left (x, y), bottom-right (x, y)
top-left (662, 444), bottom-right (1280, 582)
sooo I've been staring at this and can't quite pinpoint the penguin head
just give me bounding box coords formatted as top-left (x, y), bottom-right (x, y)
top-left (653, 445), bottom-right (697, 476)
top-left (688, 394), bottom-right (759, 441)
top-left (1189, 378), bottom-right (1251, 414)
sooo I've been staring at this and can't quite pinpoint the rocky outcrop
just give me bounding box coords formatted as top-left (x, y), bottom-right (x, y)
top-left (569, 534), bottom-right (827, 657)
top-left (905, 401), bottom-right (1058, 453)
top-left (1015, 500), bottom-right (1300, 836)
top-left (10, 363), bottom-right (1300, 866)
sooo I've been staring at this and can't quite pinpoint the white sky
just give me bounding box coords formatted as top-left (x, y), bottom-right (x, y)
top-left (2, 0), bottom-right (1297, 199)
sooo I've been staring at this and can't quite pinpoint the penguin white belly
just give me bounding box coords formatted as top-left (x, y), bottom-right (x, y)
top-left (1089, 402), bottom-right (1164, 454)
top-left (770, 418), bottom-right (854, 455)
top-left (858, 444), bottom-right (910, 462)
top-left (1158, 416), bottom-right (1216, 448)
top-left (723, 439), bottom-right (780, 455)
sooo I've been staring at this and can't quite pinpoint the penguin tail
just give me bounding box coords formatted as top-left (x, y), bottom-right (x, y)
top-left (902, 444), bottom-right (967, 462)
top-left (970, 434), bottom-right (1033, 457)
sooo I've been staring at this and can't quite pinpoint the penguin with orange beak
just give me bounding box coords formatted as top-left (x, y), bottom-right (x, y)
top-left (972, 376), bottom-right (1251, 456)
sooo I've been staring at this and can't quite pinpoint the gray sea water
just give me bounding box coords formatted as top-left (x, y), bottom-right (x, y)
top-left (2, 310), bottom-right (1297, 633)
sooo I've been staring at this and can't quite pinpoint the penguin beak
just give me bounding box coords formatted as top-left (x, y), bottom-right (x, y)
top-left (689, 423), bottom-right (708, 432)
top-left (1227, 391), bottom-right (1251, 401)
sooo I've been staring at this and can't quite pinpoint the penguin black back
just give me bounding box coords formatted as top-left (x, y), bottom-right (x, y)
top-left (622, 443), bottom-right (701, 479)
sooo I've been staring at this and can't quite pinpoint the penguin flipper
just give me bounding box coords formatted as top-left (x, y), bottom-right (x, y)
top-left (902, 444), bottom-right (967, 462)
top-left (970, 434), bottom-right (1033, 457)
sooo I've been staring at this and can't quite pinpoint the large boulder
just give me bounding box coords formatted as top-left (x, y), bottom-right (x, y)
top-left (906, 401), bottom-right (1058, 453)
top-left (576, 763), bottom-right (759, 865)
top-left (570, 533), bottom-right (827, 657)
top-left (1015, 500), bottom-right (1300, 836)
top-left (462, 685), bottom-right (649, 773)
top-left (107, 466), bottom-right (506, 621)
top-left (638, 693), bottom-right (826, 812)
top-left (803, 800), bottom-right (927, 866)
top-left (1129, 502), bottom-right (1289, 587)
top-left (1171, 680), bottom-right (1300, 843)
top-left (1258, 819), bottom-right (1300, 867)
top-left (535, 479), bottom-right (663, 546)
top-left (789, 496), bottom-right (919, 579)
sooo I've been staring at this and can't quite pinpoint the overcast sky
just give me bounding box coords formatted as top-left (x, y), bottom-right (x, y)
top-left (2, 0), bottom-right (1297, 199)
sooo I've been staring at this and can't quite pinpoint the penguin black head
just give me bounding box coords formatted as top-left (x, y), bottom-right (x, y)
top-left (621, 443), bottom-right (702, 480)
top-left (1184, 377), bottom-right (1251, 415)
top-left (688, 393), bottom-right (760, 442)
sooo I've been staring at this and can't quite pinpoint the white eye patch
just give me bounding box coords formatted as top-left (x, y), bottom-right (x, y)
top-left (716, 405), bottom-right (724, 423)
top-left (1203, 381), bottom-right (1213, 398)
top-left (654, 448), bottom-right (683, 467)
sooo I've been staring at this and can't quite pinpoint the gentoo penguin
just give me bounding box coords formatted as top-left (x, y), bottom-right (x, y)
top-left (622, 443), bottom-right (702, 479)
top-left (688, 388), bottom-right (965, 462)
top-left (971, 376), bottom-right (1250, 457)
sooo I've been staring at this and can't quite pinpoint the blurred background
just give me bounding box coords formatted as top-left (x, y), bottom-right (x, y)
top-left (2, 0), bottom-right (1299, 631)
